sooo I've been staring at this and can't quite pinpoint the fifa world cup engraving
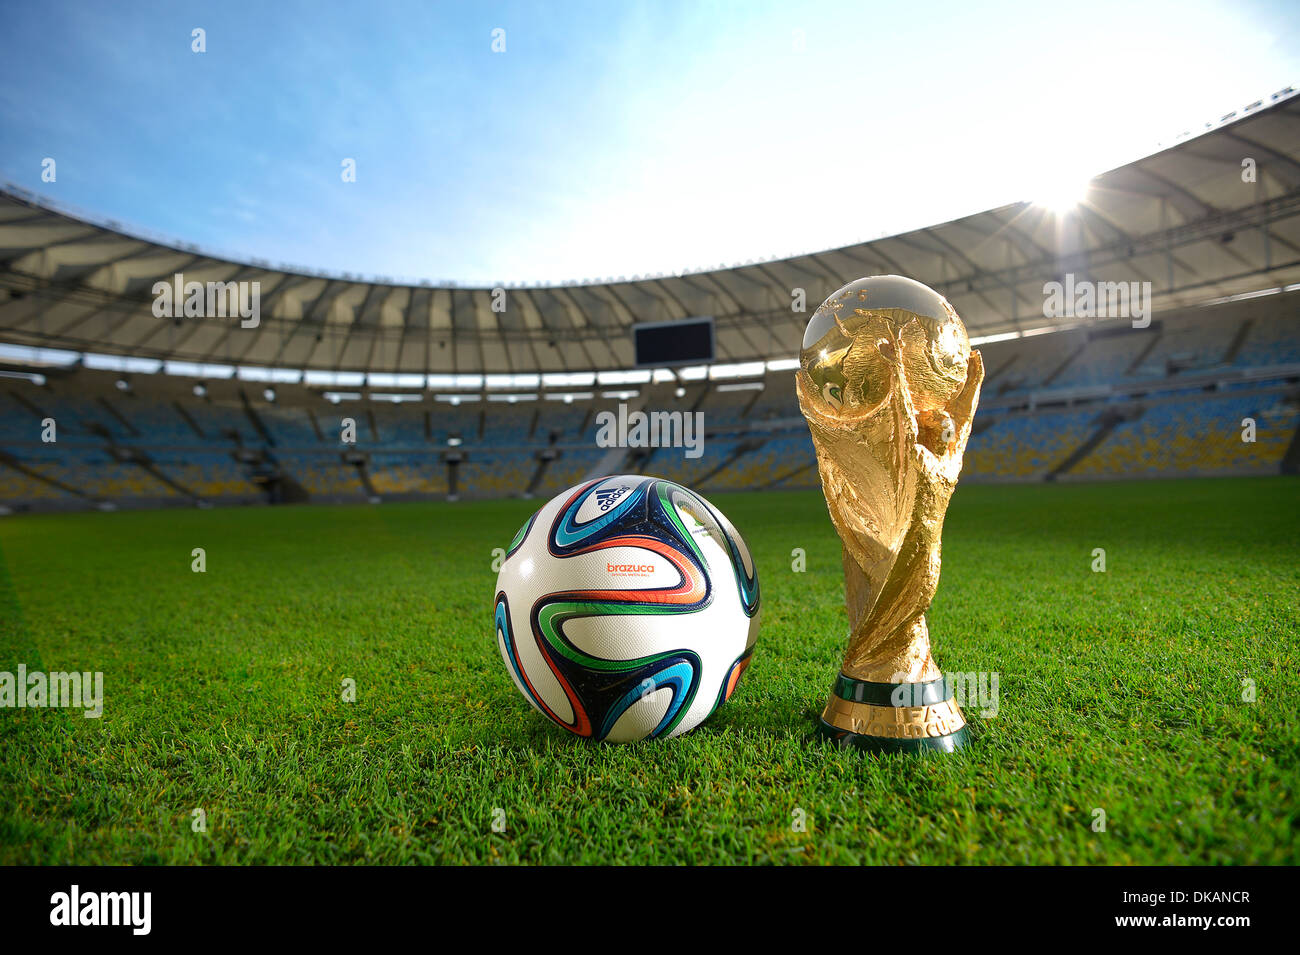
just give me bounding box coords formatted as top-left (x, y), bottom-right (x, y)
top-left (796, 275), bottom-right (983, 753)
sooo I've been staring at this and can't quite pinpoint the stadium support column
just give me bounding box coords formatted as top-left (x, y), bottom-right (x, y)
top-left (307, 409), bottom-right (325, 442)
top-left (0, 450), bottom-right (101, 509)
top-left (1281, 410), bottom-right (1300, 475)
top-left (1223, 320), bottom-right (1256, 365)
top-left (174, 401), bottom-right (205, 438)
top-left (98, 397), bottom-right (140, 438)
top-left (347, 451), bottom-right (379, 501)
top-left (1049, 406), bottom-right (1142, 481)
top-left (239, 390), bottom-right (276, 445)
top-left (443, 449), bottom-right (464, 501)
top-left (526, 447), bottom-right (559, 496)
top-left (127, 450), bottom-right (201, 504)
top-left (696, 437), bottom-right (766, 489)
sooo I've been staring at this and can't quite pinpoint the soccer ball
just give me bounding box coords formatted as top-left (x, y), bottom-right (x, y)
top-left (494, 475), bottom-right (760, 742)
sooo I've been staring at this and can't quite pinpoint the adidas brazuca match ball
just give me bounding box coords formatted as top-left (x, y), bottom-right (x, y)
top-left (494, 475), bottom-right (760, 742)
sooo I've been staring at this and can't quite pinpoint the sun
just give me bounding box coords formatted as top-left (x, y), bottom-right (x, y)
top-left (1034, 175), bottom-right (1093, 213)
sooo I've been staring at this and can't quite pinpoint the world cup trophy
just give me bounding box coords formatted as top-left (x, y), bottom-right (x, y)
top-left (796, 275), bottom-right (984, 753)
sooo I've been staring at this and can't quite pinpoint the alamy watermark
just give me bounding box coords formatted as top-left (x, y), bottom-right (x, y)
top-left (152, 273), bottom-right (260, 328)
top-left (0, 665), bottom-right (103, 718)
top-left (50, 885), bottom-right (150, 935)
top-left (595, 403), bottom-right (704, 459)
top-left (890, 670), bottom-right (1000, 717)
top-left (1043, 274), bottom-right (1151, 329)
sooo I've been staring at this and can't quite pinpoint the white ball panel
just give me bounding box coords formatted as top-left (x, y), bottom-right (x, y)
top-left (561, 582), bottom-right (738, 665)
top-left (605, 686), bottom-right (673, 743)
top-left (712, 505), bottom-right (756, 580)
top-left (497, 627), bottom-right (543, 715)
top-left (495, 487), bottom-right (579, 723)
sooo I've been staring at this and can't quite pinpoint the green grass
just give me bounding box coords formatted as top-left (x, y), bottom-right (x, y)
top-left (0, 476), bottom-right (1297, 864)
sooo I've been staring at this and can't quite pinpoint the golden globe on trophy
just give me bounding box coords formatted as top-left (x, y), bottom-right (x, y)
top-left (797, 275), bottom-right (984, 753)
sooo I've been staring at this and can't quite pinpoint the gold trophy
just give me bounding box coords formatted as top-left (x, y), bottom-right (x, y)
top-left (797, 275), bottom-right (983, 753)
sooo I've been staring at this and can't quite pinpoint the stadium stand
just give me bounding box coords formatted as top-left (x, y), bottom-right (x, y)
top-left (260, 405), bottom-right (320, 446)
top-left (1235, 313), bottom-right (1300, 368)
top-left (0, 291), bottom-right (1297, 512)
top-left (368, 452), bottom-right (449, 497)
top-left (2, 90), bottom-right (1298, 512)
top-left (1069, 390), bottom-right (1298, 478)
top-left (965, 409), bottom-right (1101, 480)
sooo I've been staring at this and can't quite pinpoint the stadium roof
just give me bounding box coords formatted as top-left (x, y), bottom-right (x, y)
top-left (2, 88), bottom-right (1299, 377)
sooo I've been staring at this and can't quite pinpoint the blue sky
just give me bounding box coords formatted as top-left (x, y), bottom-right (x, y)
top-left (1, 0), bottom-right (1297, 285)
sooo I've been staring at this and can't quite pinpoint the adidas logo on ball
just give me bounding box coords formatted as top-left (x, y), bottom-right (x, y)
top-left (595, 486), bottom-right (630, 510)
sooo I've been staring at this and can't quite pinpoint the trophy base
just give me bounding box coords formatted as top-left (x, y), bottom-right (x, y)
top-left (817, 673), bottom-right (968, 754)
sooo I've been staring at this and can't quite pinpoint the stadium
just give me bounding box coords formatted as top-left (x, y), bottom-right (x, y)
top-left (3, 90), bottom-right (1299, 507)
top-left (0, 3), bottom-right (1297, 884)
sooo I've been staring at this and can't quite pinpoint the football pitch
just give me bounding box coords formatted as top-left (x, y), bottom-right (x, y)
top-left (0, 476), bottom-right (1296, 865)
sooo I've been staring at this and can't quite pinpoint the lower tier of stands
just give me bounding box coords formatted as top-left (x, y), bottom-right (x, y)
top-left (1, 381), bottom-right (1295, 512)
top-left (4, 290), bottom-right (1300, 511)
